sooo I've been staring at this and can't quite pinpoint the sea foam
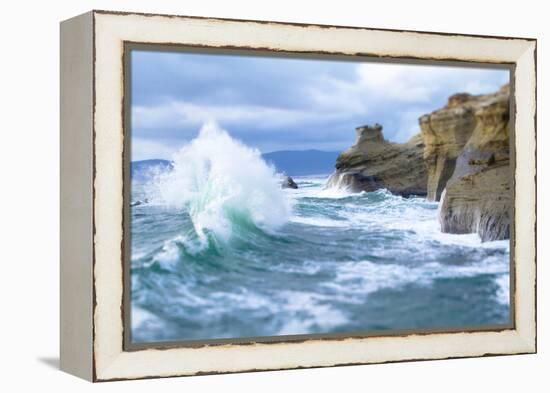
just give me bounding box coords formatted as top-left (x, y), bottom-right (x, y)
top-left (148, 121), bottom-right (291, 249)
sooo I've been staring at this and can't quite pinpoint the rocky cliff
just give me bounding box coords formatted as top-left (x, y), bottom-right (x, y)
top-left (327, 84), bottom-right (511, 242)
top-left (419, 94), bottom-right (478, 201)
top-left (436, 85), bottom-right (511, 241)
top-left (326, 124), bottom-right (428, 197)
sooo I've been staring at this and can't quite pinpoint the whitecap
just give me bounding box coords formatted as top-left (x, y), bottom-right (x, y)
top-left (275, 291), bottom-right (348, 335)
top-left (494, 274), bottom-right (510, 305)
top-left (289, 215), bottom-right (348, 227)
top-left (131, 306), bottom-right (163, 331)
top-left (322, 257), bottom-right (509, 301)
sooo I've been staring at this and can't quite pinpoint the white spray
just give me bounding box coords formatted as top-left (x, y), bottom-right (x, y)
top-left (150, 121), bottom-right (292, 247)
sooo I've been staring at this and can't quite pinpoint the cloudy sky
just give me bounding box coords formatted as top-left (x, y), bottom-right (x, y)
top-left (131, 49), bottom-right (509, 161)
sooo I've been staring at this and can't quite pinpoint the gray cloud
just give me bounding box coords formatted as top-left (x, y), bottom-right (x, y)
top-left (131, 50), bottom-right (509, 161)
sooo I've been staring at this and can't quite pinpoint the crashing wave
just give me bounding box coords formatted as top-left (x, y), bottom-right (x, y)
top-left (147, 121), bottom-right (292, 253)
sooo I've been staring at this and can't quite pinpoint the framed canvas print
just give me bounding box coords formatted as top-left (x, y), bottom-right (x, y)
top-left (60, 10), bottom-right (537, 382)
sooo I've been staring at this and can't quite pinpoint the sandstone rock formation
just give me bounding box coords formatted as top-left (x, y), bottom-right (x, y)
top-left (419, 95), bottom-right (477, 201)
top-left (437, 85), bottom-right (511, 241)
top-left (327, 84), bottom-right (510, 242)
top-left (419, 86), bottom-right (510, 204)
top-left (326, 124), bottom-right (428, 197)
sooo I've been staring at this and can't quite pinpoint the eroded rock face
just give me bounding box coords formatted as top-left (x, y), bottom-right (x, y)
top-left (420, 94), bottom-right (479, 201)
top-left (326, 124), bottom-right (427, 197)
top-left (437, 85), bottom-right (511, 241)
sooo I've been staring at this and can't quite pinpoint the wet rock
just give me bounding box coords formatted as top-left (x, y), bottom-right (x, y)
top-left (282, 176), bottom-right (298, 189)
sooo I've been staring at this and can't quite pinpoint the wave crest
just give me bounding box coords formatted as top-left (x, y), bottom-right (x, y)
top-left (148, 121), bottom-right (292, 251)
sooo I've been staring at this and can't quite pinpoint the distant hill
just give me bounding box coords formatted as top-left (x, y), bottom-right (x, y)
top-left (262, 150), bottom-right (339, 176)
top-left (131, 150), bottom-right (340, 179)
top-left (130, 159), bottom-right (172, 180)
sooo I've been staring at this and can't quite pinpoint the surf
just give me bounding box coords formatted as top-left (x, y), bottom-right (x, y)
top-left (131, 171), bottom-right (510, 342)
top-left (146, 121), bottom-right (292, 254)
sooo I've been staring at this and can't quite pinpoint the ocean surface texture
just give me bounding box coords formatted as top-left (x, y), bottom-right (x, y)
top-left (130, 125), bottom-right (510, 343)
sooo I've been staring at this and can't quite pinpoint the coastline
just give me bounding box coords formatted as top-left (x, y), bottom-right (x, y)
top-left (326, 84), bottom-right (511, 242)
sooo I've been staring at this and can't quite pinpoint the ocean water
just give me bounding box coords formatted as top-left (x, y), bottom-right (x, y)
top-left (130, 123), bottom-right (510, 343)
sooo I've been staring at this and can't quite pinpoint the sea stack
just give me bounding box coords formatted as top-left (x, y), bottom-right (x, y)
top-left (326, 123), bottom-right (428, 197)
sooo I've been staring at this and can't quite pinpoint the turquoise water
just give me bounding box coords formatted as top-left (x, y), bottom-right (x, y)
top-left (130, 126), bottom-right (510, 344)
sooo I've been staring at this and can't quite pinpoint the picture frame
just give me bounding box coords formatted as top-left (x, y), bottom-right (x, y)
top-left (60, 10), bottom-right (537, 382)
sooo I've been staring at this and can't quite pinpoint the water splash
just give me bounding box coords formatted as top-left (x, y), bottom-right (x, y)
top-left (148, 121), bottom-right (292, 250)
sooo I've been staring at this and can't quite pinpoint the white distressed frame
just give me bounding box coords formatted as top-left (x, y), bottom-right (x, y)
top-left (61, 10), bottom-right (536, 382)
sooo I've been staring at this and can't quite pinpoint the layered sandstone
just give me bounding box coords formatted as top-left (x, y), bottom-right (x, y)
top-left (437, 85), bottom-right (511, 241)
top-left (419, 95), bottom-right (477, 201)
